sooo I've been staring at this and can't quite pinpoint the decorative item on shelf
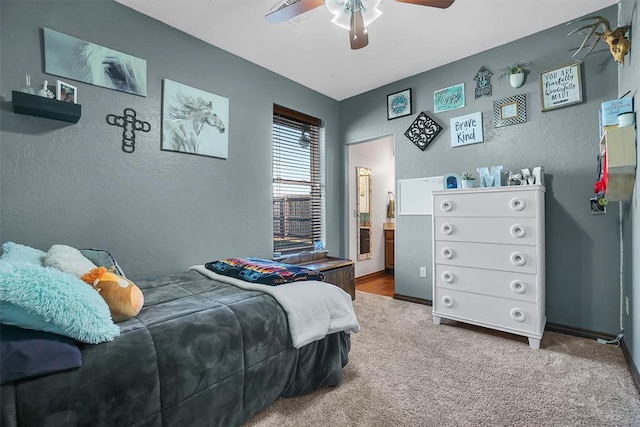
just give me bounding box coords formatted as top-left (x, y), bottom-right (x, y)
top-left (539, 62), bottom-right (583, 112)
top-left (20, 74), bottom-right (35, 94)
top-left (56, 80), bottom-right (77, 103)
top-left (600, 96), bottom-right (632, 136)
top-left (521, 167), bottom-right (544, 185)
top-left (37, 80), bottom-right (55, 99)
top-left (500, 62), bottom-right (530, 88)
top-left (387, 88), bottom-right (412, 120)
top-left (460, 172), bottom-right (476, 189)
top-left (442, 173), bottom-right (461, 190)
top-left (618, 112), bottom-right (635, 127)
top-left (493, 94), bottom-right (527, 127)
top-left (477, 166), bottom-right (503, 187)
top-left (106, 108), bottom-right (151, 154)
top-left (434, 83), bottom-right (465, 113)
top-left (473, 66), bottom-right (493, 98)
top-left (505, 169), bottom-right (524, 186)
top-left (567, 16), bottom-right (631, 64)
top-left (450, 112), bottom-right (483, 147)
top-left (404, 111), bottom-right (443, 151)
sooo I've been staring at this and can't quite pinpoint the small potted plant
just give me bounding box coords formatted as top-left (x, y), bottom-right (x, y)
top-left (501, 61), bottom-right (531, 88)
top-left (461, 172), bottom-right (476, 189)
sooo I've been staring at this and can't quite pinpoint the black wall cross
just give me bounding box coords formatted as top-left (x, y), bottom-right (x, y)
top-left (106, 108), bottom-right (151, 153)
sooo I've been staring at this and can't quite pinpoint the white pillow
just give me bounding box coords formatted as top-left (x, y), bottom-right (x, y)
top-left (43, 244), bottom-right (96, 277)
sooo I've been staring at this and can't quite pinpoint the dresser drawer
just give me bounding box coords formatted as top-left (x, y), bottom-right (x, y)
top-left (434, 217), bottom-right (537, 246)
top-left (433, 288), bottom-right (541, 335)
top-left (435, 241), bottom-right (537, 274)
top-left (433, 188), bottom-right (541, 218)
top-left (434, 265), bottom-right (538, 303)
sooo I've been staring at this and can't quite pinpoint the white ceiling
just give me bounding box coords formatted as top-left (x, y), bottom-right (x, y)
top-left (114, 0), bottom-right (618, 101)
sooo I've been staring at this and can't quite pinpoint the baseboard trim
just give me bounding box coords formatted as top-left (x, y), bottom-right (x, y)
top-left (355, 270), bottom-right (389, 284)
top-left (544, 322), bottom-right (617, 341)
top-left (393, 293), bottom-right (432, 306)
top-left (621, 338), bottom-right (640, 394)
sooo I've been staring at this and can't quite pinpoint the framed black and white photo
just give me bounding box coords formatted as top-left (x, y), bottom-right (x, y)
top-left (56, 80), bottom-right (77, 103)
top-left (43, 28), bottom-right (147, 97)
top-left (539, 62), bottom-right (583, 112)
top-left (387, 88), bottom-right (412, 120)
top-left (161, 79), bottom-right (229, 159)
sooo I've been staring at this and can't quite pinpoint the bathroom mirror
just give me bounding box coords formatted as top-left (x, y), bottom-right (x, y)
top-left (356, 167), bottom-right (372, 260)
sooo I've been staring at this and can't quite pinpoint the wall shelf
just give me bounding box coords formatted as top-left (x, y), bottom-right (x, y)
top-left (600, 126), bottom-right (636, 201)
top-left (11, 91), bottom-right (81, 123)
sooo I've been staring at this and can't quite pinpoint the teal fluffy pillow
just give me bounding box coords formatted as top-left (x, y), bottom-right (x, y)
top-left (0, 260), bottom-right (120, 344)
top-left (1, 242), bottom-right (46, 266)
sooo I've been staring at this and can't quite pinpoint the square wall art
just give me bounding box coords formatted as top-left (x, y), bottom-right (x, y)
top-left (161, 79), bottom-right (229, 159)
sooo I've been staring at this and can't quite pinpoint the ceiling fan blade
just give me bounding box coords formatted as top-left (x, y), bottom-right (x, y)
top-left (395, 0), bottom-right (455, 9)
top-left (265, 0), bottom-right (325, 23)
top-left (349, 7), bottom-right (368, 49)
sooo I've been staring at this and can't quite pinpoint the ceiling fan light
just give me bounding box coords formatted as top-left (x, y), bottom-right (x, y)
top-left (330, 13), bottom-right (352, 31)
top-left (325, 0), bottom-right (348, 16)
top-left (361, 7), bottom-right (382, 27)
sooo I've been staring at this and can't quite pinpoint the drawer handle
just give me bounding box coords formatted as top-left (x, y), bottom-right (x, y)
top-left (441, 223), bottom-right (455, 235)
top-left (442, 271), bottom-right (455, 284)
top-left (510, 224), bottom-right (526, 238)
top-left (510, 308), bottom-right (526, 322)
top-left (510, 280), bottom-right (526, 294)
top-left (442, 296), bottom-right (454, 308)
top-left (441, 200), bottom-right (454, 212)
top-left (441, 247), bottom-right (455, 259)
top-left (510, 252), bottom-right (526, 266)
top-left (509, 198), bottom-right (526, 211)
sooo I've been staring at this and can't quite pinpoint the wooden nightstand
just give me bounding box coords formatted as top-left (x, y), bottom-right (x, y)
top-left (279, 251), bottom-right (355, 300)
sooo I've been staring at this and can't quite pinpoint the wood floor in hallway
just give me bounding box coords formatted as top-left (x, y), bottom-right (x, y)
top-left (355, 271), bottom-right (394, 297)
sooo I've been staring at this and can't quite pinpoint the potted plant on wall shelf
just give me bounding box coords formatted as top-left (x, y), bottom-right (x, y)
top-left (501, 61), bottom-right (531, 88)
top-left (461, 172), bottom-right (476, 189)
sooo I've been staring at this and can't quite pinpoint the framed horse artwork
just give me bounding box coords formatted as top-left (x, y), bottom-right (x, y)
top-left (161, 79), bottom-right (229, 159)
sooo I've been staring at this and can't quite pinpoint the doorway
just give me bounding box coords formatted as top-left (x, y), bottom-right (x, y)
top-left (347, 135), bottom-right (395, 297)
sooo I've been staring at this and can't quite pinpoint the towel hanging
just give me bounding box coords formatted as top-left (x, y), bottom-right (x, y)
top-left (386, 191), bottom-right (395, 219)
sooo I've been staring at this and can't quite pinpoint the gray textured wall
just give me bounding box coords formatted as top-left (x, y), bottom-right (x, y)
top-left (340, 6), bottom-right (621, 334)
top-left (0, 0), bottom-right (343, 279)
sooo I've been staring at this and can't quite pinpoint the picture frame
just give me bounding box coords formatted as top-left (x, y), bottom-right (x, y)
top-left (387, 88), bottom-right (412, 120)
top-left (56, 80), bottom-right (77, 103)
top-left (539, 62), bottom-right (583, 112)
top-left (499, 101), bottom-right (518, 120)
top-left (493, 94), bottom-right (527, 128)
top-left (434, 83), bottom-right (465, 113)
top-left (161, 79), bottom-right (229, 159)
top-left (44, 28), bottom-right (147, 97)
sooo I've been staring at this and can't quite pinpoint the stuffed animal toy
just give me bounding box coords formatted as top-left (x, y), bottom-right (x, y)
top-left (81, 267), bottom-right (144, 322)
top-left (44, 244), bottom-right (144, 322)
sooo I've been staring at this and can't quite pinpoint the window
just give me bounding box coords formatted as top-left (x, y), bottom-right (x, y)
top-left (272, 105), bottom-right (323, 255)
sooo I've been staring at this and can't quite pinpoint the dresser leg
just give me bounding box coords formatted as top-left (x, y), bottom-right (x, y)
top-left (432, 315), bottom-right (441, 325)
top-left (528, 337), bottom-right (541, 350)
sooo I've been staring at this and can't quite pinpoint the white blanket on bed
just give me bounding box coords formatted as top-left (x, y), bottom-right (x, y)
top-left (190, 265), bottom-right (360, 348)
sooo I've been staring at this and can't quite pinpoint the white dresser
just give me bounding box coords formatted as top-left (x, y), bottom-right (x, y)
top-left (431, 185), bottom-right (545, 349)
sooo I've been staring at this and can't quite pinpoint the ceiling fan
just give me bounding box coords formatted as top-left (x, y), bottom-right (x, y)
top-left (265, 0), bottom-right (455, 50)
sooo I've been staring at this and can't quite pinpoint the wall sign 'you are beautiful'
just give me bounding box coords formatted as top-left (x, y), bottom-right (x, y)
top-left (539, 62), bottom-right (583, 112)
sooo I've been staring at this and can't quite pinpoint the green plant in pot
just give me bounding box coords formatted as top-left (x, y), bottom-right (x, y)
top-left (501, 61), bottom-right (530, 88)
top-left (461, 172), bottom-right (476, 188)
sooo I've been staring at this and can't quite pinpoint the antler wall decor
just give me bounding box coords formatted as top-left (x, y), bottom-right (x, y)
top-left (567, 15), bottom-right (631, 64)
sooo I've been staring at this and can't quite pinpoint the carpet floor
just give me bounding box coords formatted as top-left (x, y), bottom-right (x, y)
top-left (245, 291), bottom-right (640, 426)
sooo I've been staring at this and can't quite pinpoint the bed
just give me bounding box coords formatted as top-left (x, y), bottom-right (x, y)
top-left (0, 260), bottom-right (358, 426)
